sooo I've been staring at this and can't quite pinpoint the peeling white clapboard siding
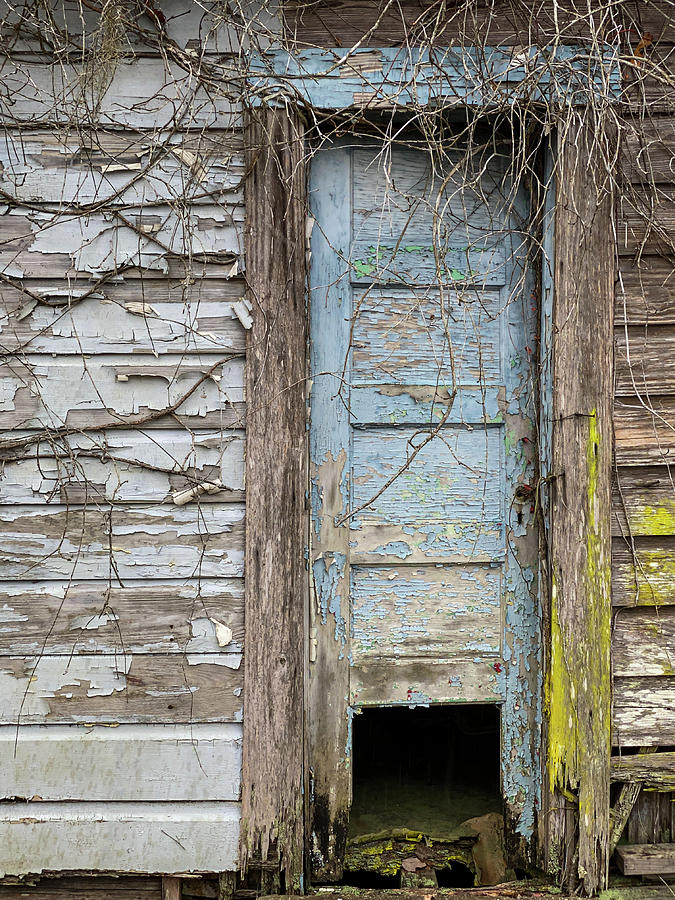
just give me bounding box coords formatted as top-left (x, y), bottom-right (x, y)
top-left (0, 59), bottom-right (240, 129)
top-left (0, 504), bottom-right (244, 579)
top-left (0, 355), bottom-right (245, 429)
top-left (0, 429), bottom-right (245, 504)
top-left (0, 653), bottom-right (243, 724)
top-left (0, 802), bottom-right (240, 876)
top-left (613, 677), bottom-right (675, 746)
top-left (0, 287), bottom-right (247, 355)
top-left (0, 206), bottom-right (242, 279)
top-left (0, 131), bottom-right (244, 206)
top-left (0, 579), bottom-right (244, 655)
top-left (0, 723), bottom-right (242, 801)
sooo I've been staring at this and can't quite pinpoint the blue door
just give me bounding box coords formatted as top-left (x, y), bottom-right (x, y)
top-left (308, 136), bottom-right (541, 867)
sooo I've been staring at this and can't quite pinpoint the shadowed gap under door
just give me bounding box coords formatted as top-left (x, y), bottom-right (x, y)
top-left (343, 704), bottom-right (509, 887)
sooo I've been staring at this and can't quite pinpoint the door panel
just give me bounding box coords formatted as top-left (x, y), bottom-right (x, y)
top-left (308, 136), bottom-right (541, 876)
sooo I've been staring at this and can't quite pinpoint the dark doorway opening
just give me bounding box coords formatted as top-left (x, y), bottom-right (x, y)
top-left (350, 704), bottom-right (502, 838)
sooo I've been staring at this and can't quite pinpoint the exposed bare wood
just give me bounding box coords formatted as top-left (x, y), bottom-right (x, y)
top-left (0, 653), bottom-right (242, 724)
top-left (615, 395), bottom-right (675, 465)
top-left (613, 466), bottom-right (675, 538)
top-left (613, 676), bottom-right (675, 746)
top-left (622, 119), bottom-right (675, 185)
top-left (0, 877), bottom-right (161, 899)
top-left (609, 782), bottom-right (643, 856)
top-left (611, 752), bottom-right (675, 790)
top-left (162, 878), bottom-right (181, 900)
top-left (0, 579), bottom-right (243, 656)
top-left (616, 328), bottom-right (675, 396)
top-left (617, 256), bottom-right (675, 325)
top-left (241, 105), bottom-right (307, 890)
top-left (612, 606), bottom-right (675, 675)
top-left (616, 844), bottom-right (675, 875)
top-left (628, 791), bottom-right (675, 843)
top-left (613, 537), bottom-right (675, 606)
top-left (545, 113), bottom-right (615, 894)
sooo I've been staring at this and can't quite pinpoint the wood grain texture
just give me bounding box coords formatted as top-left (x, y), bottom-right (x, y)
top-left (0, 724), bottom-right (242, 801)
top-left (622, 118), bottom-right (675, 185)
top-left (350, 658), bottom-right (501, 706)
top-left (613, 677), bottom-right (675, 746)
top-left (613, 466), bottom-right (675, 538)
top-left (612, 605), bottom-right (675, 676)
top-left (241, 106), bottom-right (307, 889)
top-left (616, 844), bottom-right (675, 875)
top-left (0, 579), bottom-right (244, 656)
top-left (0, 504), bottom-right (244, 580)
top-left (611, 751), bottom-right (675, 790)
top-left (616, 328), bottom-right (675, 396)
top-left (617, 256), bottom-right (675, 325)
top-left (545, 114), bottom-right (615, 894)
top-left (0, 653), bottom-right (242, 724)
top-left (0, 802), bottom-right (240, 876)
top-left (614, 397), bottom-right (675, 466)
top-left (0, 877), bottom-right (161, 900)
top-left (627, 790), bottom-right (675, 843)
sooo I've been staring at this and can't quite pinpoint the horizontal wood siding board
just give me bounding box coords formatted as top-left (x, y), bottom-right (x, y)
top-left (616, 844), bottom-right (675, 876)
top-left (621, 118), bottom-right (675, 185)
top-left (617, 256), bottom-right (675, 325)
top-left (0, 430), bottom-right (245, 506)
top-left (249, 47), bottom-right (618, 110)
top-left (0, 877), bottom-right (161, 899)
top-left (0, 354), bottom-right (244, 431)
top-left (350, 658), bottom-right (501, 706)
top-left (612, 536), bottom-right (675, 606)
top-left (0, 803), bottom-right (240, 876)
top-left (612, 465), bottom-right (675, 537)
top-left (611, 751), bottom-right (675, 789)
top-left (0, 579), bottom-right (243, 656)
top-left (0, 654), bottom-right (242, 724)
top-left (618, 188), bottom-right (675, 256)
top-left (612, 605), bottom-right (675, 676)
top-left (614, 397), bottom-right (675, 465)
top-left (0, 285), bottom-right (246, 356)
top-left (615, 328), bottom-right (675, 396)
top-left (0, 724), bottom-right (242, 801)
top-left (0, 504), bottom-right (244, 580)
top-left (613, 676), bottom-right (675, 746)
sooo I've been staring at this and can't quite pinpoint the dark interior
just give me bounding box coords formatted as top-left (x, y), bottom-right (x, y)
top-left (349, 703), bottom-right (502, 839)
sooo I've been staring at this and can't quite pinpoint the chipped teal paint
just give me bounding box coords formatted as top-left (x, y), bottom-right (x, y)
top-left (249, 46), bottom-right (620, 111)
top-left (309, 140), bottom-right (543, 849)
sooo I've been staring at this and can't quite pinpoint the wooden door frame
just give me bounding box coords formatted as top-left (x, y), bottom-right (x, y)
top-left (241, 98), bottom-right (615, 896)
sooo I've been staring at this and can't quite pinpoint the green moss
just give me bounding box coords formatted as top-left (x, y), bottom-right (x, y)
top-left (631, 502), bottom-right (675, 536)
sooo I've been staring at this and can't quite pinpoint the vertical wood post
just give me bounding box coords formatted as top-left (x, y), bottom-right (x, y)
top-left (241, 104), bottom-right (307, 890)
top-left (545, 113), bottom-right (615, 895)
top-left (162, 877), bottom-right (181, 900)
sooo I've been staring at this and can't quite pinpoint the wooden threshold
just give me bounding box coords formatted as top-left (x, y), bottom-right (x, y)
top-left (616, 844), bottom-right (675, 876)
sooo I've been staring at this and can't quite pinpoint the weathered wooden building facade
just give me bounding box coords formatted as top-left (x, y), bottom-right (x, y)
top-left (0, 1), bottom-right (673, 898)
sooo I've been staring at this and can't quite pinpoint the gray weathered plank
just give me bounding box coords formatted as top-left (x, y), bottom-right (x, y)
top-left (0, 802), bottom-right (240, 875)
top-left (0, 653), bottom-right (242, 724)
top-left (618, 188), bottom-right (675, 256)
top-left (622, 118), bottom-right (675, 185)
top-left (612, 606), bottom-right (675, 676)
top-left (616, 843), bottom-right (675, 875)
top-left (616, 328), bottom-right (675, 397)
top-left (0, 579), bottom-right (243, 655)
top-left (0, 876), bottom-right (161, 899)
top-left (0, 60), bottom-right (240, 129)
top-left (0, 354), bottom-right (244, 431)
top-left (613, 537), bottom-right (675, 606)
top-left (0, 130), bottom-right (243, 206)
top-left (350, 658), bottom-right (501, 706)
top-left (545, 113), bottom-right (614, 893)
top-left (0, 206), bottom-right (241, 280)
top-left (241, 106), bottom-right (306, 888)
top-left (615, 397), bottom-right (675, 466)
top-left (611, 751), bottom-right (675, 790)
top-left (0, 430), bottom-right (245, 505)
top-left (613, 677), bottom-right (675, 746)
top-left (0, 282), bottom-right (246, 355)
top-left (613, 466), bottom-right (675, 537)
top-left (0, 723), bottom-right (242, 801)
top-left (617, 256), bottom-right (675, 325)
top-left (0, 504), bottom-right (244, 580)
top-left (351, 565), bottom-right (501, 661)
